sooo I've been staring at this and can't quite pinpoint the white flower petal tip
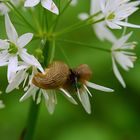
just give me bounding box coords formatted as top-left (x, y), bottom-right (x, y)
top-left (24, 0), bottom-right (40, 7)
top-left (5, 13), bottom-right (18, 43)
top-left (70, 0), bottom-right (78, 7)
top-left (78, 89), bottom-right (91, 114)
top-left (60, 88), bottom-right (78, 105)
top-left (0, 100), bottom-right (5, 109)
top-left (20, 86), bottom-right (38, 102)
top-left (86, 81), bottom-right (114, 93)
top-left (43, 90), bottom-right (57, 115)
top-left (112, 58), bottom-right (126, 88)
top-left (6, 70), bottom-right (27, 93)
top-left (41, 0), bottom-right (59, 15)
top-left (78, 13), bottom-right (89, 20)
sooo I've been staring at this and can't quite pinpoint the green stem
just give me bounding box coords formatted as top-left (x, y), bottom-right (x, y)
top-left (29, 9), bottom-right (42, 33)
top-left (50, 0), bottom-right (72, 32)
top-left (59, 45), bottom-right (72, 67)
top-left (43, 39), bottom-right (56, 66)
top-left (54, 13), bottom-right (103, 37)
top-left (23, 94), bottom-right (40, 140)
top-left (57, 39), bottom-right (111, 53)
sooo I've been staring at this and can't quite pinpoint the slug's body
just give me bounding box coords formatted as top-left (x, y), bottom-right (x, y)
top-left (32, 61), bottom-right (92, 90)
top-left (32, 61), bottom-right (70, 89)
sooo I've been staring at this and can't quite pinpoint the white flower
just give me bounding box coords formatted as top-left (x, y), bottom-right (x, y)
top-left (79, 0), bottom-right (117, 43)
top-left (24, 0), bottom-right (59, 15)
top-left (76, 81), bottom-right (114, 114)
top-left (70, 0), bottom-right (78, 7)
top-left (101, 0), bottom-right (140, 29)
top-left (90, 0), bottom-right (117, 42)
top-left (111, 32), bottom-right (136, 87)
top-left (0, 14), bottom-right (43, 83)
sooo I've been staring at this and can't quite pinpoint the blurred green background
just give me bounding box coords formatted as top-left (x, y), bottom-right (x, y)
top-left (0, 0), bottom-right (140, 140)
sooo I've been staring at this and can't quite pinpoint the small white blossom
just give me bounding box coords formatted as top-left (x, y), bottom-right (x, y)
top-left (111, 32), bottom-right (136, 87)
top-left (77, 81), bottom-right (114, 114)
top-left (79, 0), bottom-right (117, 43)
top-left (70, 0), bottom-right (78, 7)
top-left (0, 14), bottom-right (43, 83)
top-left (101, 0), bottom-right (140, 29)
top-left (24, 0), bottom-right (59, 15)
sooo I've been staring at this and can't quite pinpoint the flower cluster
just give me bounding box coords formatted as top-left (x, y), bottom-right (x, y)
top-left (79, 0), bottom-right (140, 87)
top-left (0, 0), bottom-right (139, 114)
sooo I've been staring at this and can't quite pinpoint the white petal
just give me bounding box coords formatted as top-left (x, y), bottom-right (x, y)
top-left (90, 0), bottom-right (101, 14)
top-left (7, 55), bottom-right (18, 83)
top-left (41, 0), bottom-right (59, 15)
top-left (78, 13), bottom-right (89, 20)
top-left (6, 70), bottom-right (27, 93)
top-left (60, 88), bottom-right (78, 105)
top-left (115, 21), bottom-right (140, 28)
top-left (0, 39), bottom-right (9, 49)
top-left (0, 62), bottom-right (8, 66)
top-left (86, 81), bottom-right (114, 92)
top-left (5, 14), bottom-right (18, 43)
top-left (93, 22), bottom-right (117, 43)
top-left (113, 52), bottom-right (134, 71)
top-left (20, 85), bottom-right (38, 102)
top-left (43, 90), bottom-right (57, 114)
top-left (83, 85), bottom-right (92, 97)
top-left (24, 0), bottom-right (40, 7)
top-left (112, 32), bottom-right (132, 50)
top-left (17, 33), bottom-right (33, 48)
top-left (19, 49), bottom-right (44, 73)
top-left (78, 88), bottom-right (91, 114)
top-left (0, 100), bottom-right (5, 109)
top-left (112, 57), bottom-right (126, 88)
top-left (0, 51), bottom-right (9, 66)
top-left (70, 0), bottom-right (78, 7)
top-left (106, 21), bottom-right (122, 29)
top-left (0, 3), bottom-right (10, 15)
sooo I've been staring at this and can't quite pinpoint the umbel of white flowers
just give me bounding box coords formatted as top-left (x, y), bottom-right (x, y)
top-left (0, 14), bottom-right (43, 83)
top-left (0, 13), bottom-right (114, 114)
top-left (78, 0), bottom-right (139, 87)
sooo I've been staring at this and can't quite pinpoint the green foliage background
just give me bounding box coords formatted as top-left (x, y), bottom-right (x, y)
top-left (0, 1), bottom-right (140, 140)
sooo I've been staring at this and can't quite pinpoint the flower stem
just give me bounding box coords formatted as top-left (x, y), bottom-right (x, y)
top-left (50, 0), bottom-right (72, 32)
top-left (54, 12), bottom-right (102, 37)
top-left (23, 95), bottom-right (40, 140)
top-left (43, 39), bottom-right (56, 66)
top-left (57, 39), bottom-right (111, 53)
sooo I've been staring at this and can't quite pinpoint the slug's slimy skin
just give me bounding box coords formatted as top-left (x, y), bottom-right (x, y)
top-left (32, 61), bottom-right (70, 89)
top-left (32, 61), bottom-right (92, 91)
